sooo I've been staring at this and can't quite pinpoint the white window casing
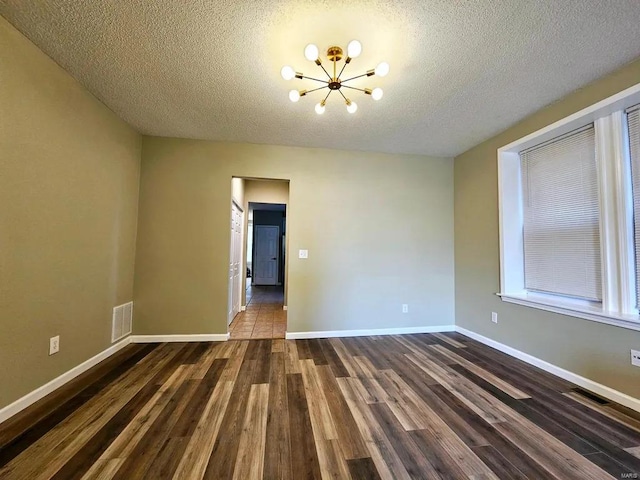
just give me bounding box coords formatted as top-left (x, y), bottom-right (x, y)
top-left (497, 83), bottom-right (640, 331)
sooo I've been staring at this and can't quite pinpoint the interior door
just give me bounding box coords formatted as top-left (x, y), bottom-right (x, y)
top-left (254, 225), bottom-right (279, 285)
top-left (232, 205), bottom-right (242, 316)
top-left (228, 203), bottom-right (243, 325)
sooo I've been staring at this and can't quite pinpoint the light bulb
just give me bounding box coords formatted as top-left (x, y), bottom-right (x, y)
top-left (371, 87), bottom-right (383, 100)
top-left (374, 62), bottom-right (390, 77)
top-left (304, 44), bottom-right (319, 62)
top-left (347, 40), bottom-right (362, 58)
top-left (347, 101), bottom-right (358, 114)
top-left (315, 103), bottom-right (326, 115)
top-left (289, 90), bottom-right (300, 102)
top-left (281, 66), bottom-right (295, 80)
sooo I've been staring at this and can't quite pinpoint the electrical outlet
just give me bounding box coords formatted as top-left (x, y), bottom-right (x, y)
top-left (298, 249), bottom-right (308, 259)
top-left (49, 336), bottom-right (60, 355)
top-left (402, 304), bottom-right (409, 313)
top-left (491, 312), bottom-right (498, 324)
top-left (632, 349), bottom-right (640, 367)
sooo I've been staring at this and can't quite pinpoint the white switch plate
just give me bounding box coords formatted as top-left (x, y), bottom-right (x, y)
top-left (49, 336), bottom-right (60, 355)
top-left (402, 304), bottom-right (409, 313)
top-left (632, 349), bottom-right (640, 367)
top-left (298, 249), bottom-right (308, 259)
top-left (491, 312), bottom-right (498, 323)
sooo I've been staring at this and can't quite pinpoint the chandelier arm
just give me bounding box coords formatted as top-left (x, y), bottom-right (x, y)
top-left (341, 85), bottom-right (368, 93)
top-left (341, 72), bottom-right (370, 83)
top-left (323, 90), bottom-right (332, 103)
top-left (338, 89), bottom-right (349, 102)
top-left (319, 64), bottom-right (333, 80)
top-left (305, 85), bottom-right (330, 94)
top-left (336, 61), bottom-right (348, 81)
top-left (300, 75), bottom-right (329, 84)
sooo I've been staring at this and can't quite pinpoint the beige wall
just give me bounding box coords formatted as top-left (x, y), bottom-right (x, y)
top-left (0, 18), bottom-right (142, 409)
top-left (454, 57), bottom-right (640, 399)
top-left (134, 140), bottom-right (454, 336)
top-left (245, 179), bottom-right (290, 206)
top-left (242, 179), bottom-right (290, 306)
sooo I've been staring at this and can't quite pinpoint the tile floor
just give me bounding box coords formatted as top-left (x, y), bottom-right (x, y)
top-left (229, 284), bottom-right (286, 339)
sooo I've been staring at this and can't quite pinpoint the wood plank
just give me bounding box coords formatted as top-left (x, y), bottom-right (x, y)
top-left (583, 452), bottom-right (637, 479)
top-left (308, 339), bottom-right (329, 366)
top-left (626, 446), bottom-right (640, 459)
top-left (431, 332), bottom-right (467, 349)
top-left (171, 380), bottom-right (235, 480)
top-left (263, 352), bottom-right (292, 480)
top-left (232, 383), bottom-right (269, 480)
top-left (272, 338), bottom-right (285, 353)
top-left (296, 339), bottom-right (314, 360)
top-left (287, 373), bottom-right (322, 480)
top-left (408, 429), bottom-right (472, 479)
top-left (285, 340), bottom-right (301, 374)
top-left (318, 338), bottom-right (350, 377)
top-left (299, 359), bottom-right (338, 440)
top-left (144, 437), bottom-right (189, 479)
top-left (347, 457), bottom-right (382, 480)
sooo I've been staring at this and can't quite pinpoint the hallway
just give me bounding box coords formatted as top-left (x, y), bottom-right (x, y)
top-left (229, 285), bottom-right (286, 339)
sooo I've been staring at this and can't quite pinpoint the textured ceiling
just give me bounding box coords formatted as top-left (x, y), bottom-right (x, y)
top-left (2, 1), bottom-right (640, 157)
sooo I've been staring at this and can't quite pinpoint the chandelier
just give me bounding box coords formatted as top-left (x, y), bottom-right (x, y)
top-left (281, 40), bottom-right (389, 114)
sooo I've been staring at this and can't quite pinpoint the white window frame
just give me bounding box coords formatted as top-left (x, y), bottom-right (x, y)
top-left (497, 82), bottom-right (640, 332)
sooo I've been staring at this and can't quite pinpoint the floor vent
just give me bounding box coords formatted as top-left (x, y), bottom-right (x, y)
top-left (112, 301), bottom-right (133, 343)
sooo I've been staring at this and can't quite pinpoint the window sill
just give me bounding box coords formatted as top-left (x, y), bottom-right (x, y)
top-left (497, 293), bottom-right (640, 332)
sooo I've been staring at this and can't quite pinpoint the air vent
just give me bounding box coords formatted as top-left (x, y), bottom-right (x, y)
top-left (112, 301), bottom-right (133, 343)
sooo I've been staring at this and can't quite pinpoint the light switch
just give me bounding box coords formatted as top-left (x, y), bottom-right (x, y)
top-left (299, 249), bottom-right (309, 259)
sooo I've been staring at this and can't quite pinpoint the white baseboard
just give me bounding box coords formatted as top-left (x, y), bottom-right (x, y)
top-left (130, 334), bottom-right (229, 343)
top-left (0, 337), bottom-right (132, 425)
top-left (241, 306), bottom-right (246, 311)
top-left (455, 326), bottom-right (640, 413)
top-left (286, 324), bottom-right (455, 340)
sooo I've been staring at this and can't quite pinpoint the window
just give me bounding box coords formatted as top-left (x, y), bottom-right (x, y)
top-left (521, 126), bottom-right (601, 301)
top-left (497, 83), bottom-right (640, 331)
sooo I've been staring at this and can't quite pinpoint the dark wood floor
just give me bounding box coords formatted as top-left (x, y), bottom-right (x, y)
top-left (1, 333), bottom-right (640, 479)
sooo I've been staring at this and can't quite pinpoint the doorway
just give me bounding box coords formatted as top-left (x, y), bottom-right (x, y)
top-left (228, 178), bottom-right (289, 339)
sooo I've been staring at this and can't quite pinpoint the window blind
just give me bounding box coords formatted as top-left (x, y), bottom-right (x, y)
top-left (520, 125), bottom-right (602, 301)
top-left (628, 105), bottom-right (640, 307)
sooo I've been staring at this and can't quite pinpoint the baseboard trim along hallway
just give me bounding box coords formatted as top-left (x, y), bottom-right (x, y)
top-left (285, 324), bottom-right (456, 339)
top-left (129, 334), bottom-right (230, 343)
